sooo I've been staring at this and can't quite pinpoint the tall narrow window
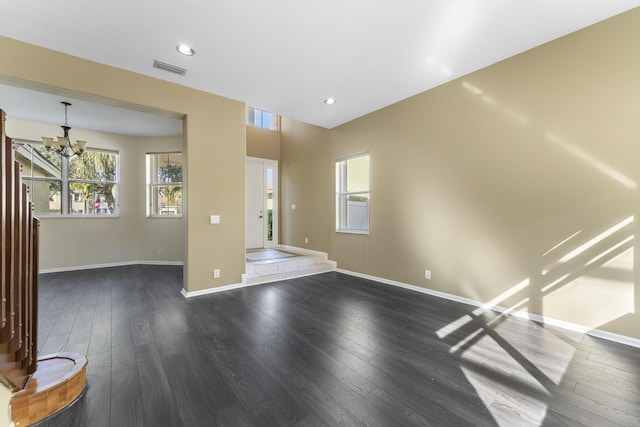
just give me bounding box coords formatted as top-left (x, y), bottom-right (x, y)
top-left (336, 153), bottom-right (369, 234)
top-left (68, 150), bottom-right (118, 215)
top-left (15, 140), bottom-right (119, 216)
top-left (146, 153), bottom-right (183, 217)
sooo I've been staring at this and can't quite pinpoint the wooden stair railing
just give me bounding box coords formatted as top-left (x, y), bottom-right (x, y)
top-left (1, 108), bottom-right (38, 392)
top-left (1, 108), bottom-right (87, 425)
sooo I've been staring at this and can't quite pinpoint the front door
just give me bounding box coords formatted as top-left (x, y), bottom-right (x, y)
top-left (246, 157), bottom-right (278, 249)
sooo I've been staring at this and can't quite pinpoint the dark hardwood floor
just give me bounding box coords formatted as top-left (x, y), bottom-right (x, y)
top-left (34, 265), bottom-right (640, 426)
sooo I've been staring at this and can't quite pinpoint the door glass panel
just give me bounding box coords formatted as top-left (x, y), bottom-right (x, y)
top-left (266, 167), bottom-right (274, 242)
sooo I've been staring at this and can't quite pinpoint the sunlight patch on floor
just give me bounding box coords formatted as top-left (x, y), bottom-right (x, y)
top-left (459, 320), bottom-right (575, 426)
top-left (463, 361), bottom-right (548, 427)
top-left (494, 318), bottom-right (575, 385)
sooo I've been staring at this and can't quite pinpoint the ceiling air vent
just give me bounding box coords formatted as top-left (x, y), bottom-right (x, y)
top-left (153, 60), bottom-right (187, 76)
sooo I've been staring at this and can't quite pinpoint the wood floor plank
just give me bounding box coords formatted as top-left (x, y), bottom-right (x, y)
top-left (571, 382), bottom-right (640, 425)
top-left (109, 350), bottom-right (143, 426)
top-left (157, 332), bottom-right (238, 425)
top-left (33, 268), bottom-right (640, 427)
top-left (134, 342), bottom-right (183, 427)
top-left (198, 323), bottom-right (314, 425)
top-left (251, 341), bottom-right (373, 426)
top-left (86, 307), bottom-right (111, 357)
top-left (68, 311), bottom-right (95, 345)
top-left (363, 386), bottom-right (439, 427)
top-left (215, 403), bottom-right (262, 427)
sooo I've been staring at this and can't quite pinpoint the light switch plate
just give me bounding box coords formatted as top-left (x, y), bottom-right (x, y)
top-left (210, 215), bottom-right (220, 224)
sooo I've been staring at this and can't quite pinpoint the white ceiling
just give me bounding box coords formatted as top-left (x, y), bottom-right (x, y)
top-left (0, 83), bottom-right (183, 137)
top-left (1, 0), bottom-right (639, 133)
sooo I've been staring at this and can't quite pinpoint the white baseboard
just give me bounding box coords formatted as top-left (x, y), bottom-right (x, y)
top-left (337, 269), bottom-right (640, 349)
top-left (181, 278), bottom-right (257, 298)
top-left (39, 260), bottom-right (183, 274)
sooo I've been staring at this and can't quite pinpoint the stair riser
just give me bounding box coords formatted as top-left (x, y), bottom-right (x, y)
top-left (245, 247), bottom-right (336, 285)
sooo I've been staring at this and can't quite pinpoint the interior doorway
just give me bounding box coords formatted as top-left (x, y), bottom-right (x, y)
top-left (246, 157), bottom-right (278, 249)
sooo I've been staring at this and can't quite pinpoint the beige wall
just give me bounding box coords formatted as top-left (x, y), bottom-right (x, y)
top-left (281, 9), bottom-right (640, 340)
top-left (281, 119), bottom-right (332, 252)
top-left (246, 125), bottom-right (281, 161)
top-left (1, 35), bottom-right (246, 292)
top-left (0, 383), bottom-right (10, 427)
top-left (136, 136), bottom-right (185, 263)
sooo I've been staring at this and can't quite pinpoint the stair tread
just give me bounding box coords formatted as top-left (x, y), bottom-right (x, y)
top-left (11, 352), bottom-right (88, 427)
top-left (245, 247), bottom-right (335, 285)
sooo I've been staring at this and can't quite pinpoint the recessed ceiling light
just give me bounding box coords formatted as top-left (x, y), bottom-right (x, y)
top-left (324, 98), bottom-right (336, 105)
top-left (176, 44), bottom-right (195, 56)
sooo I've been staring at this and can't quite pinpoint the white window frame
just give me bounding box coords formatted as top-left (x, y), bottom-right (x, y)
top-left (146, 152), bottom-right (183, 218)
top-left (247, 106), bottom-right (280, 131)
top-left (336, 152), bottom-right (370, 234)
top-left (15, 139), bottom-right (119, 217)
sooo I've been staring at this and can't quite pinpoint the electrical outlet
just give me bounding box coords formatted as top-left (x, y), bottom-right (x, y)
top-left (425, 269), bottom-right (431, 280)
top-left (213, 269), bottom-right (220, 278)
top-left (304, 237), bottom-right (309, 244)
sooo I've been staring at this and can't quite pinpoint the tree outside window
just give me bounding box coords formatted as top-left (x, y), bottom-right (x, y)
top-left (147, 153), bottom-right (182, 217)
top-left (69, 150), bottom-right (118, 214)
top-left (14, 140), bottom-right (119, 216)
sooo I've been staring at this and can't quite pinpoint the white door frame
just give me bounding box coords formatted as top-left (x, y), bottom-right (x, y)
top-left (246, 157), bottom-right (278, 249)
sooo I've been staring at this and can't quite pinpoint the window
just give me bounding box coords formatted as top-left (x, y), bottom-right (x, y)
top-left (14, 140), bottom-right (119, 216)
top-left (247, 106), bottom-right (279, 131)
top-left (146, 153), bottom-right (182, 217)
top-left (68, 150), bottom-right (118, 215)
top-left (336, 153), bottom-right (369, 233)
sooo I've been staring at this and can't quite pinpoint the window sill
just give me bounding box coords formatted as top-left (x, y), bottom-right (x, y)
top-left (146, 215), bottom-right (183, 219)
top-left (36, 214), bottom-right (120, 219)
top-left (336, 229), bottom-right (369, 235)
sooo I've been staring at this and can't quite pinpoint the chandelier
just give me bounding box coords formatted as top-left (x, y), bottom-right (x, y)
top-left (42, 101), bottom-right (87, 158)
